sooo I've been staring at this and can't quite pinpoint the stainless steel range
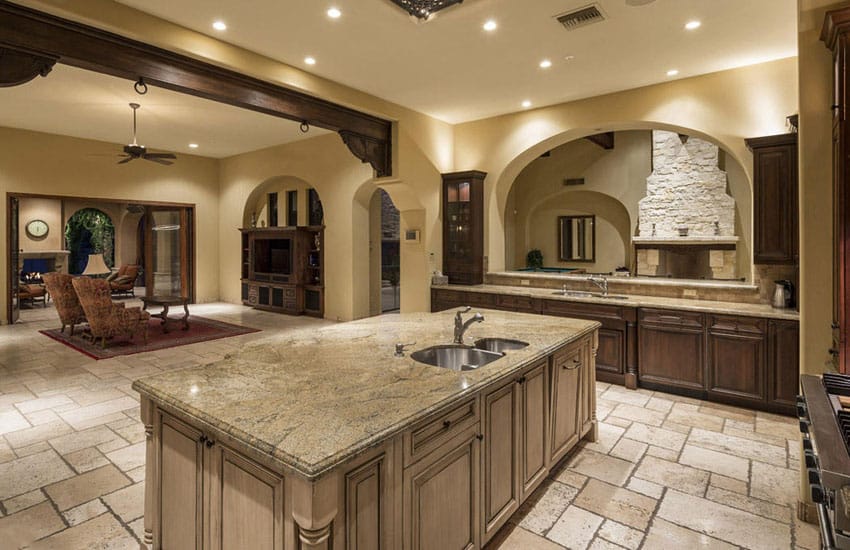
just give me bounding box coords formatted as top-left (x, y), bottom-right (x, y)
top-left (800, 373), bottom-right (850, 549)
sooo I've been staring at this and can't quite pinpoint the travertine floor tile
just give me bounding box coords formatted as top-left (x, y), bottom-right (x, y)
top-left (709, 473), bottom-right (748, 495)
top-left (4, 420), bottom-right (72, 449)
top-left (105, 441), bottom-right (145, 471)
top-left (657, 490), bottom-right (791, 550)
top-left (666, 407), bottom-right (724, 432)
top-left (567, 450), bottom-right (634, 487)
top-left (63, 447), bottom-right (109, 474)
top-left (634, 456), bottom-right (709, 496)
top-left (0, 409), bottom-right (31, 435)
top-left (0, 501), bottom-right (65, 549)
top-left (609, 438), bottom-right (647, 463)
top-left (547, 506), bottom-right (604, 550)
top-left (581, 423), bottom-right (625, 454)
top-left (688, 427), bottom-right (786, 466)
top-left (29, 511), bottom-right (137, 549)
top-left (643, 518), bottom-right (737, 550)
top-left (623, 423), bottom-right (686, 452)
top-left (518, 481), bottom-right (579, 535)
top-left (609, 403), bottom-right (666, 427)
top-left (625, 477), bottom-right (664, 499)
top-left (491, 524), bottom-right (564, 550)
top-left (0, 449), bottom-right (74, 500)
top-left (574, 479), bottom-right (656, 530)
top-left (598, 519), bottom-right (644, 550)
top-left (102, 481), bottom-right (145, 522)
top-left (44, 463), bottom-right (130, 511)
top-left (705, 486), bottom-right (789, 522)
top-left (2, 488), bottom-right (46, 515)
top-left (63, 498), bottom-right (107, 526)
top-left (679, 444), bottom-right (749, 480)
top-left (48, 425), bottom-right (122, 456)
top-left (750, 461), bottom-right (797, 505)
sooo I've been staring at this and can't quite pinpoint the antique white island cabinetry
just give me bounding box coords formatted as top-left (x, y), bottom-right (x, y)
top-left (132, 310), bottom-right (599, 549)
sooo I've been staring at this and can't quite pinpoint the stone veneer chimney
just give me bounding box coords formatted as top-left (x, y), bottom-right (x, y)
top-left (634, 131), bottom-right (739, 279)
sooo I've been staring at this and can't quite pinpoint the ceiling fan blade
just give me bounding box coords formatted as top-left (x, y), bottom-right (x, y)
top-left (117, 156), bottom-right (134, 164)
top-left (144, 153), bottom-right (177, 159)
top-left (144, 156), bottom-right (174, 165)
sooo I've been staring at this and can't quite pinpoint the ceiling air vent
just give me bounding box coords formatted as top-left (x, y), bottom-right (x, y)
top-left (556, 4), bottom-right (606, 31)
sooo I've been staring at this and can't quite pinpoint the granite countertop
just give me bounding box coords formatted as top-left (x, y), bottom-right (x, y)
top-left (132, 310), bottom-right (598, 480)
top-left (434, 283), bottom-right (799, 321)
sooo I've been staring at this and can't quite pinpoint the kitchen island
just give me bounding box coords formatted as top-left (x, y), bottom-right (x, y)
top-left (132, 309), bottom-right (599, 550)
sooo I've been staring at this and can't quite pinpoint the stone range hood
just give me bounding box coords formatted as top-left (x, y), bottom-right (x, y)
top-left (635, 131), bottom-right (739, 280)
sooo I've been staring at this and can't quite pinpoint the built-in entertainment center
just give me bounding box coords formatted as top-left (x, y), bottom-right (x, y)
top-left (240, 226), bottom-right (324, 317)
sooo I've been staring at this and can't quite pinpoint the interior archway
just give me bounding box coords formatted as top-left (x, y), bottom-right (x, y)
top-left (64, 207), bottom-right (115, 274)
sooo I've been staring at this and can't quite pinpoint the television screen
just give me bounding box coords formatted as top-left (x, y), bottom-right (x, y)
top-left (254, 239), bottom-right (291, 274)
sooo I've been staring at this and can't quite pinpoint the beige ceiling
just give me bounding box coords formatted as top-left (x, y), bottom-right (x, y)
top-left (0, 64), bottom-right (329, 158)
top-left (115, 0), bottom-right (798, 123)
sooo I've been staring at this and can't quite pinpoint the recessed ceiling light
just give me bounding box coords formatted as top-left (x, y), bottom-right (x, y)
top-left (667, 69), bottom-right (679, 76)
top-left (521, 100), bottom-right (532, 108)
top-left (212, 20), bottom-right (227, 31)
top-left (564, 55), bottom-right (575, 61)
top-left (305, 56), bottom-right (317, 65)
top-left (483, 20), bottom-right (497, 32)
top-left (189, 143), bottom-right (199, 149)
top-left (327, 7), bottom-right (342, 18)
top-left (539, 59), bottom-right (552, 69)
top-left (685, 20), bottom-right (701, 30)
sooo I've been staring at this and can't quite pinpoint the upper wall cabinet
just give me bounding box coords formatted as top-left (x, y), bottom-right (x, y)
top-left (443, 171), bottom-right (486, 285)
top-left (745, 133), bottom-right (798, 265)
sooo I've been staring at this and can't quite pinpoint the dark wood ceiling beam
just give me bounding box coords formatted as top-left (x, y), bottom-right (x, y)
top-left (584, 132), bottom-right (615, 150)
top-left (0, 2), bottom-right (392, 176)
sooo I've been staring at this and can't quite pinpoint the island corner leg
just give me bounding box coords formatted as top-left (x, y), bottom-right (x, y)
top-left (140, 396), bottom-right (156, 549)
top-left (589, 336), bottom-right (600, 442)
top-left (291, 473), bottom-right (339, 550)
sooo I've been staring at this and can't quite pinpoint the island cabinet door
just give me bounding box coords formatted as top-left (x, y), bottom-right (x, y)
top-left (549, 344), bottom-right (583, 465)
top-left (403, 425), bottom-right (481, 550)
top-left (206, 443), bottom-right (285, 550)
top-left (481, 381), bottom-right (519, 544)
top-left (519, 359), bottom-right (550, 502)
top-left (157, 412), bottom-right (206, 550)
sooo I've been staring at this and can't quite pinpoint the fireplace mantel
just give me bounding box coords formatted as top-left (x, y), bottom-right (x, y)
top-left (632, 236), bottom-right (739, 247)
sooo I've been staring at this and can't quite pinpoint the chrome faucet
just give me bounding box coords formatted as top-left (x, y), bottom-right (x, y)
top-left (588, 276), bottom-right (609, 297)
top-left (454, 306), bottom-right (484, 344)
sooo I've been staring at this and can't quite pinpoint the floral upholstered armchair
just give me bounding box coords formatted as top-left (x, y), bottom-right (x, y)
top-left (71, 277), bottom-right (150, 348)
top-left (42, 272), bottom-right (86, 335)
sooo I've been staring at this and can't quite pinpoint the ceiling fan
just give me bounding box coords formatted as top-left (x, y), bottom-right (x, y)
top-left (118, 103), bottom-right (176, 165)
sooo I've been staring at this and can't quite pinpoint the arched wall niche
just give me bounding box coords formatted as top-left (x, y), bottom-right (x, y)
top-left (496, 124), bottom-right (753, 279)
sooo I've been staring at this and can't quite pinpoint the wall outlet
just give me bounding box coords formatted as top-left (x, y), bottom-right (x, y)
top-left (520, 279), bottom-right (531, 286)
top-left (683, 289), bottom-right (697, 298)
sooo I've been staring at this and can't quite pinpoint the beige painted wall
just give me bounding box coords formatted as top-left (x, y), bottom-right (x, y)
top-left (798, 0), bottom-right (845, 375)
top-left (0, 127), bottom-right (220, 319)
top-left (453, 58), bottom-right (798, 277)
top-left (18, 197), bottom-right (62, 251)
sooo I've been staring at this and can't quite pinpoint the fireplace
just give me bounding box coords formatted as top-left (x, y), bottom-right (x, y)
top-left (18, 250), bottom-right (70, 282)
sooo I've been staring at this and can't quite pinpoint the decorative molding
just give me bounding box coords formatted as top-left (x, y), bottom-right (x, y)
top-left (339, 130), bottom-right (392, 177)
top-left (0, 2), bottom-right (392, 177)
top-left (0, 46), bottom-right (56, 87)
top-left (297, 524), bottom-right (333, 548)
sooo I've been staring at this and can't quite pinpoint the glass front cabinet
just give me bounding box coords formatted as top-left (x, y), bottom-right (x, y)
top-left (442, 170), bottom-right (486, 285)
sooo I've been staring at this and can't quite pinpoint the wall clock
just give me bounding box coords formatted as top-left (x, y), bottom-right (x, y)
top-left (25, 219), bottom-right (49, 239)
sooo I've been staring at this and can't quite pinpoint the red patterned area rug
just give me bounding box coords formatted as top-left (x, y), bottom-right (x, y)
top-left (40, 316), bottom-right (260, 360)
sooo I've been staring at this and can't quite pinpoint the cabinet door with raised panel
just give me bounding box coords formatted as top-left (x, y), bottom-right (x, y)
top-left (481, 381), bottom-right (518, 543)
top-left (158, 412), bottom-right (205, 550)
top-left (519, 359), bottom-right (549, 501)
top-left (768, 320), bottom-right (800, 413)
top-left (403, 426), bottom-right (480, 550)
top-left (550, 345), bottom-right (582, 465)
top-left (207, 443), bottom-right (285, 550)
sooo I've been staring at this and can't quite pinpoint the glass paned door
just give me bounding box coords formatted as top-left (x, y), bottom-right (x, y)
top-left (145, 208), bottom-right (192, 299)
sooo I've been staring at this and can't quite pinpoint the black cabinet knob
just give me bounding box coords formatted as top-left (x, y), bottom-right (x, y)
top-left (475, 433), bottom-right (484, 441)
top-left (443, 420), bottom-right (452, 429)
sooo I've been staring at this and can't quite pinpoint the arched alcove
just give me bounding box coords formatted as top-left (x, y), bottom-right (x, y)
top-left (497, 126), bottom-right (753, 279)
top-left (64, 207), bottom-right (115, 274)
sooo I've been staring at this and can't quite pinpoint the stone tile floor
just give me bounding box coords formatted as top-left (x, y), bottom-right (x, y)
top-left (0, 302), bottom-right (819, 549)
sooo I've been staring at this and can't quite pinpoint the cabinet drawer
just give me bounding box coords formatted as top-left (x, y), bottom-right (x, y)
top-left (403, 397), bottom-right (480, 467)
top-left (464, 292), bottom-right (496, 307)
top-left (432, 289), bottom-right (464, 306)
top-left (495, 294), bottom-right (536, 312)
top-left (542, 299), bottom-right (625, 323)
top-left (639, 308), bottom-right (705, 329)
top-left (709, 315), bottom-right (765, 335)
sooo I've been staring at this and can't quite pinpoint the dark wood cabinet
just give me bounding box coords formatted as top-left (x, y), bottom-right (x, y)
top-left (442, 171), bottom-right (486, 285)
top-left (768, 319), bottom-right (800, 413)
top-left (823, 9), bottom-right (850, 373)
top-left (240, 226), bottom-right (323, 317)
top-left (638, 309), bottom-right (705, 394)
top-left (707, 315), bottom-right (767, 405)
top-left (745, 133), bottom-right (798, 265)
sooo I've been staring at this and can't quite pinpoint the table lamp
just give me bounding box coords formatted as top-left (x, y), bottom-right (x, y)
top-left (81, 253), bottom-right (110, 277)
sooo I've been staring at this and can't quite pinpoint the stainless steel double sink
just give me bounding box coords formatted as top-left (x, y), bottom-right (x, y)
top-left (410, 338), bottom-right (529, 371)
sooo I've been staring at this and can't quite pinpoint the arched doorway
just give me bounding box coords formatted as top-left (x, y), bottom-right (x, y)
top-left (368, 189), bottom-right (400, 314)
top-left (65, 208), bottom-right (115, 275)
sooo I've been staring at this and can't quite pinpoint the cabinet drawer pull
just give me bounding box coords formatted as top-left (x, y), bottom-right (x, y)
top-left (205, 438), bottom-right (215, 448)
top-left (199, 435), bottom-right (207, 444)
top-left (564, 359), bottom-right (582, 370)
top-left (443, 419), bottom-right (452, 429)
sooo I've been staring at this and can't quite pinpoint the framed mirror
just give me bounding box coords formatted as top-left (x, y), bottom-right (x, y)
top-left (559, 215), bottom-right (595, 262)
